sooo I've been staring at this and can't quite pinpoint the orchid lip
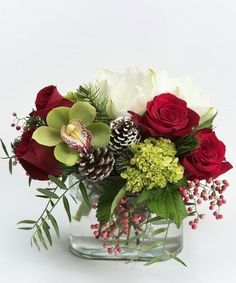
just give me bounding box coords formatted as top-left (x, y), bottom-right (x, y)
top-left (61, 118), bottom-right (92, 153)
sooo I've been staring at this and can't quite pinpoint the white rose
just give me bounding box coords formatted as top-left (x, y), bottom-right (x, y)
top-left (94, 67), bottom-right (217, 124)
top-left (154, 70), bottom-right (217, 124)
top-left (94, 66), bottom-right (157, 117)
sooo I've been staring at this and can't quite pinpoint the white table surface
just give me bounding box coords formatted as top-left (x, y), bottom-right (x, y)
top-left (0, 1), bottom-right (235, 282)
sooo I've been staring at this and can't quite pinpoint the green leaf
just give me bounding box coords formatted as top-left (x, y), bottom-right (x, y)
top-left (17, 220), bottom-right (36, 225)
top-left (173, 177), bottom-right (188, 187)
top-left (195, 110), bottom-right (217, 131)
top-left (96, 179), bottom-right (126, 224)
top-left (32, 126), bottom-right (62, 146)
top-left (69, 101), bottom-right (96, 126)
top-left (18, 227), bottom-right (33, 230)
top-left (137, 190), bottom-right (152, 204)
top-left (0, 138), bottom-right (9, 157)
top-left (141, 240), bottom-right (165, 252)
top-left (79, 182), bottom-right (91, 208)
top-left (151, 228), bottom-right (167, 236)
top-left (28, 176), bottom-right (32, 187)
top-left (165, 251), bottom-right (187, 267)
top-left (144, 255), bottom-right (163, 266)
top-left (87, 122), bottom-right (111, 148)
top-left (48, 175), bottom-right (67, 190)
top-left (37, 228), bottom-right (48, 250)
top-left (54, 142), bottom-right (79, 166)
top-left (110, 186), bottom-right (126, 214)
top-left (8, 158), bottom-right (12, 174)
top-left (147, 185), bottom-right (188, 228)
top-left (36, 195), bottom-right (50, 199)
top-left (32, 236), bottom-right (40, 251)
top-left (63, 196), bottom-right (72, 222)
top-left (115, 149), bottom-right (134, 173)
top-left (36, 188), bottom-right (59, 199)
top-left (46, 211), bottom-right (60, 238)
top-left (46, 107), bottom-right (70, 130)
top-left (42, 221), bottom-right (52, 246)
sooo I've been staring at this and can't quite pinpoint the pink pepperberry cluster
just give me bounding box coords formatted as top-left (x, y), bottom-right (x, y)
top-left (90, 197), bottom-right (147, 256)
top-left (179, 178), bottom-right (229, 230)
top-left (10, 112), bottom-right (29, 132)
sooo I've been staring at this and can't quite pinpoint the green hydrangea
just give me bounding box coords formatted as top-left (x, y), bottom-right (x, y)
top-left (121, 138), bottom-right (184, 192)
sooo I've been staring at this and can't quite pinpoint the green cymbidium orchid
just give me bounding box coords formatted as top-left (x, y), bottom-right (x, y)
top-left (32, 101), bottom-right (111, 166)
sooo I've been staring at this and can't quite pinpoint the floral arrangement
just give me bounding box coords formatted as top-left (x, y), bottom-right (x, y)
top-left (1, 67), bottom-right (232, 266)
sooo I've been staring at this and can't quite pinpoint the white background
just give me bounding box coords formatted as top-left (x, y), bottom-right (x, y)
top-left (0, 1), bottom-right (235, 282)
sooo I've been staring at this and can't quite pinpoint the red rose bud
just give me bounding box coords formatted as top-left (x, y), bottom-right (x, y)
top-left (30, 85), bottom-right (73, 120)
top-left (182, 129), bottom-right (233, 180)
top-left (130, 93), bottom-right (200, 139)
top-left (14, 129), bottom-right (61, 180)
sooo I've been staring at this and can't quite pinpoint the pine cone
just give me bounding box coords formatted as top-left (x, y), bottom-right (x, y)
top-left (109, 117), bottom-right (140, 153)
top-left (78, 147), bottom-right (115, 181)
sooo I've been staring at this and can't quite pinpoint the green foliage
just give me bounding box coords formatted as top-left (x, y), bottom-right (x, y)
top-left (17, 178), bottom-right (81, 251)
top-left (175, 135), bottom-right (199, 156)
top-left (96, 179), bottom-right (126, 224)
top-left (147, 184), bottom-right (188, 228)
top-left (48, 175), bottom-right (67, 190)
top-left (36, 188), bottom-right (59, 199)
top-left (66, 84), bottom-right (113, 124)
top-left (115, 149), bottom-right (134, 173)
top-left (79, 182), bottom-right (91, 208)
top-left (46, 210), bottom-right (60, 238)
top-left (25, 115), bottom-right (45, 129)
top-left (0, 138), bottom-right (9, 157)
top-left (63, 196), bottom-right (72, 222)
top-left (195, 111), bottom-right (217, 131)
top-left (110, 186), bottom-right (126, 214)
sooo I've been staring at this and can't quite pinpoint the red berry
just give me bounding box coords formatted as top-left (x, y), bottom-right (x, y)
top-left (11, 123), bottom-right (15, 127)
top-left (12, 112), bottom-right (17, 116)
top-left (191, 224), bottom-right (197, 229)
top-left (188, 207), bottom-right (193, 212)
top-left (123, 211), bottom-right (129, 217)
top-left (223, 180), bottom-right (229, 187)
top-left (16, 125), bottom-right (21, 131)
top-left (197, 199), bottom-right (202, 205)
top-left (107, 247), bottom-right (113, 254)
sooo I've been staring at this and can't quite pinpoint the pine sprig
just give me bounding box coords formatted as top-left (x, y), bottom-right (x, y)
top-left (67, 84), bottom-right (113, 124)
top-left (175, 135), bottom-right (199, 157)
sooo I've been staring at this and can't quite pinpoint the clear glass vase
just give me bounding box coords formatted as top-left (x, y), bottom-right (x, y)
top-left (69, 176), bottom-right (183, 261)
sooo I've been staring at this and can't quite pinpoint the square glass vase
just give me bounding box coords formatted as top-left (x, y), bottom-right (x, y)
top-left (69, 177), bottom-right (183, 261)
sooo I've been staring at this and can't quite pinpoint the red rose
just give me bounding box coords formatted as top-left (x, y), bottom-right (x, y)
top-left (15, 129), bottom-right (61, 180)
top-left (182, 129), bottom-right (233, 180)
top-left (31, 85), bottom-right (73, 120)
top-left (130, 93), bottom-right (200, 138)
